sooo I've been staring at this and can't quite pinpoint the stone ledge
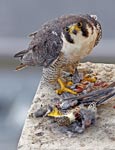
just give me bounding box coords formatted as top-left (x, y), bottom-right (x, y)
top-left (18, 63), bottom-right (115, 150)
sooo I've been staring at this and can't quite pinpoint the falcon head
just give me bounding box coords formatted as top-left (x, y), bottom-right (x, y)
top-left (63, 14), bottom-right (102, 47)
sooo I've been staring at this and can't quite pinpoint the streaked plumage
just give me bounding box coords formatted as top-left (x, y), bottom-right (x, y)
top-left (14, 14), bottom-right (102, 83)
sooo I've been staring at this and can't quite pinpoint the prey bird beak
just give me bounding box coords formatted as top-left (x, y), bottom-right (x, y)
top-left (15, 63), bottom-right (28, 71)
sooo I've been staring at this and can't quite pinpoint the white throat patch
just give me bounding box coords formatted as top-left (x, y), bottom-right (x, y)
top-left (61, 25), bottom-right (98, 61)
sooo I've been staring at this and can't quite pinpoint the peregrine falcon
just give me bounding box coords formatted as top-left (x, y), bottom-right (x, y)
top-left (14, 14), bottom-right (102, 94)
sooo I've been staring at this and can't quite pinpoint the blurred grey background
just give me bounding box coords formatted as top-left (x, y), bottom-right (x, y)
top-left (0, 0), bottom-right (115, 150)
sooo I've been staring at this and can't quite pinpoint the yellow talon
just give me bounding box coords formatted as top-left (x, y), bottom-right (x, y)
top-left (56, 78), bottom-right (77, 95)
top-left (64, 88), bottom-right (77, 94)
top-left (83, 74), bottom-right (97, 83)
top-left (66, 81), bottom-right (73, 86)
top-left (56, 89), bottom-right (63, 95)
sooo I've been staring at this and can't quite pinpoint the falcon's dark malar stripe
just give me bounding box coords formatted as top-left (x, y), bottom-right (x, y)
top-left (65, 32), bottom-right (74, 44)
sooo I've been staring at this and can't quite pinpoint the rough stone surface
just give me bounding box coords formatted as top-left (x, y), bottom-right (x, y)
top-left (18, 63), bottom-right (115, 150)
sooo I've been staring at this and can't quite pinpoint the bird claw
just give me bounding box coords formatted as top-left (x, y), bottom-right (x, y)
top-left (56, 78), bottom-right (77, 95)
top-left (83, 74), bottom-right (97, 83)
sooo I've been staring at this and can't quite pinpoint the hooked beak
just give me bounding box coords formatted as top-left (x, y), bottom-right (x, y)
top-left (69, 24), bottom-right (81, 34)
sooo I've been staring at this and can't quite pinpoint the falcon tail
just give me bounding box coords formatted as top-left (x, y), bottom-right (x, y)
top-left (15, 63), bottom-right (28, 71)
top-left (14, 50), bottom-right (29, 71)
top-left (14, 49), bottom-right (28, 58)
top-left (14, 49), bottom-right (38, 70)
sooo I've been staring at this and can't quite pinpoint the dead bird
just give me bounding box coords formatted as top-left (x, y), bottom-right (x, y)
top-left (67, 103), bottom-right (97, 133)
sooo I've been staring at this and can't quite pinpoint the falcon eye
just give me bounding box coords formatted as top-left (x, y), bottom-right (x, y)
top-left (77, 22), bottom-right (82, 28)
top-left (64, 26), bottom-right (69, 32)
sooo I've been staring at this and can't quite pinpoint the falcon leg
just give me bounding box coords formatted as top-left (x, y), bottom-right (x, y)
top-left (56, 78), bottom-right (77, 95)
